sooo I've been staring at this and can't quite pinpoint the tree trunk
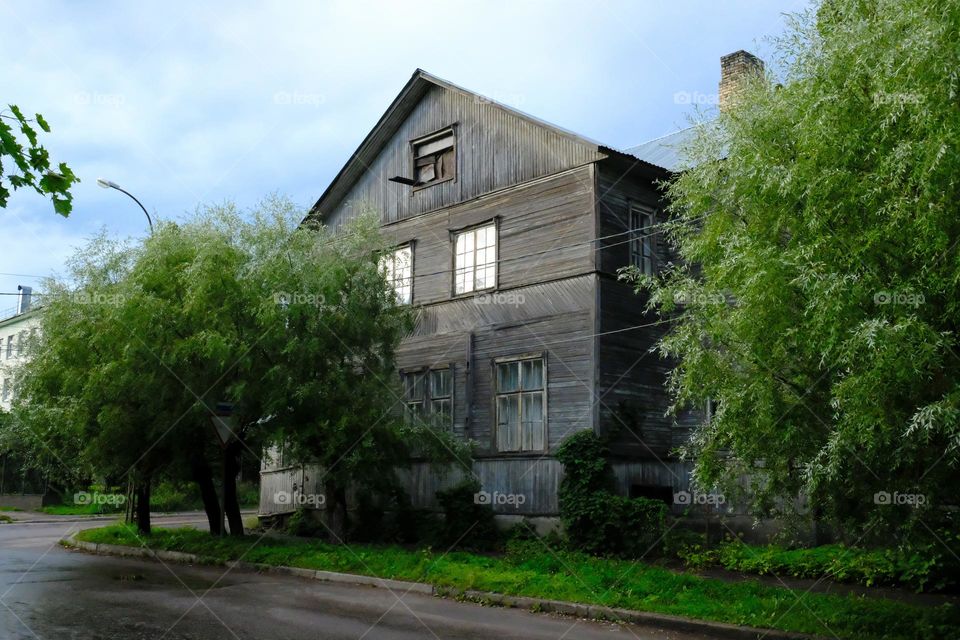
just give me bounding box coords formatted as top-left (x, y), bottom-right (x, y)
top-left (223, 442), bottom-right (244, 536)
top-left (135, 479), bottom-right (151, 536)
top-left (191, 455), bottom-right (221, 536)
top-left (124, 474), bottom-right (135, 525)
top-left (324, 480), bottom-right (348, 542)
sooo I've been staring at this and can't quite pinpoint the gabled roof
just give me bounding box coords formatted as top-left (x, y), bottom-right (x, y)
top-left (309, 69), bottom-right (666, 220)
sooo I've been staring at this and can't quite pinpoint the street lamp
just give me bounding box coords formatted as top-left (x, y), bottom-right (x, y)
top-left (99, 176), bottom-right (154, 527)
top-left (97, 178), bottom-right (154, 233)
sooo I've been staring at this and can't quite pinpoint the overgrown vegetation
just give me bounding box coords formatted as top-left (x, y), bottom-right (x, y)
top-left (670, 530), bottom-right (960, 593)
top-left (556, 430), bottom-right (666, 558)
top-left (620, 0), bottom-right (960, 540)
top-left (9, 197), bottom-right (461, 537)
top-left (305, 480), bottom-right (500, 551)
top-left (77, 525), bottom-right (960, 639)
top-left (434, 479), bottom-right (500, 550)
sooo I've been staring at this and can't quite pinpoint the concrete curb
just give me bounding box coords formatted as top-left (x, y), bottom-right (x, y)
top-left (61, 533), bottom-right (818, 640)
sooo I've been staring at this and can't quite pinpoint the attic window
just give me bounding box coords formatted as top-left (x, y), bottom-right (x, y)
top-left (412, 128), bottom-right (455, 187)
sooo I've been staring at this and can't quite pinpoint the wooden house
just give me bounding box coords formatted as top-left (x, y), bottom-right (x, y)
top-left (258, 62), bottom-right (742, 524)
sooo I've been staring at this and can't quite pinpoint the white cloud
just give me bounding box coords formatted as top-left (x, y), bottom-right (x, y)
top-left (1, 0), bottom-right (804, 281)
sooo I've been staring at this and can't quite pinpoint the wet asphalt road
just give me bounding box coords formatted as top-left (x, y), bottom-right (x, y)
top-left (0, 515), bottom-right (711, 640)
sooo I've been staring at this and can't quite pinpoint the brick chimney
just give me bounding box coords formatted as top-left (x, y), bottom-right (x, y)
top-left (719, 50), bottom-right (764, 111)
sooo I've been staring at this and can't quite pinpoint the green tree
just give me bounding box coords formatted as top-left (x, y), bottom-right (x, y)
top-left (1, 105), bottom-right (78, 215)
top-left (13, 196), bottom-right (462, 537)
top-left (247, 210), bottom-right (467, 540)
top-left (623, 0), bottom-right (960, 539)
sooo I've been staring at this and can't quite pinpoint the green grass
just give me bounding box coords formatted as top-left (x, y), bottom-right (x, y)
top-left (0, 506), bottom-right (23, 512)
top-left (675, 538), bottom-right (958, 593)
top-left (0, 514), bottom-right (13, 523)
top-left (78, 525), bottom-right (959, 639)
top-left (40, 504), bottom-right (122, 516)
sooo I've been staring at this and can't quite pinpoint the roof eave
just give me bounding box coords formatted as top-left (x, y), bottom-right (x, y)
top-left (306, 69), bottom-right (431, 223)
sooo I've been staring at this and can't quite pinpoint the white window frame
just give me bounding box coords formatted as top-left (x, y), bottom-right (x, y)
top-left (629, 204), bottom-right (656, 276)
top-left (494, 353), bottom-right (547, 452)
top-left (379, 244), bottom-right (413, 305)
top-left (453, 221), bottom-right (497, 295)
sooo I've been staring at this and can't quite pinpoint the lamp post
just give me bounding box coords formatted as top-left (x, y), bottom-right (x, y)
top-left (98, 177), bottom-right (153, 526)
top-left (97, 178), bottom-right (154, 233)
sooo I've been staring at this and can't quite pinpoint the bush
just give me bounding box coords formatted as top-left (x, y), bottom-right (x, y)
top-left (348, 486), bottom-right (438, 545)
top-left (663, 527), bottom-right (709, 564)
top-left (677, 530), bottom-right (960, 593)
top-left (349, 492), bottom-right (386, 542)
top-left (434, 479), bottom-right (499, 550)
top-left (236, 481), bottom-right (260, 508)
top-left (556, 430), bottom-right (667, 558)
top-left (286, 508), bottom-right (324, 538)
top-left (152, 481), bottom-right (203, 512)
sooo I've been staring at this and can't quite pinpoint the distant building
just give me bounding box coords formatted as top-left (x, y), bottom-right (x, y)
top-left (0, 286), bottom-right (40, 412)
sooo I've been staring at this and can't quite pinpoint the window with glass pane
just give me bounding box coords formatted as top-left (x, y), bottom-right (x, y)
top-left (429, 368), bottom-right (452, 428)
top-left (629, 206), bottom-right (656, 276)
top-left (454, 223), bottom-right (496, 294)
top-left (403, 367), bottom-right (454, 428)
top-left (379, 246), bottom-right (413, 304)
top-left (402, 371), bottom-right (424, 424)
top-left (495, 357), bottom-right (545, 452)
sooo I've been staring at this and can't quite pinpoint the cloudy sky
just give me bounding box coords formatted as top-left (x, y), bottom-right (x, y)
top-left (0, 0), bottom-right (807, 309)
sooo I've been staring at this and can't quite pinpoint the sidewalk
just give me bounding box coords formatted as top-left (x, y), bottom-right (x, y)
top-left (4, 509), bottom-right (255, 524)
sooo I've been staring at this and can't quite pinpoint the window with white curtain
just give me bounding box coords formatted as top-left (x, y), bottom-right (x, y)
top-left (454, 222), bottom-right (496, 294)
top-left (379, 245), bottom-right (413, 304)
top-left (495, 355), bottom-right (546, 452)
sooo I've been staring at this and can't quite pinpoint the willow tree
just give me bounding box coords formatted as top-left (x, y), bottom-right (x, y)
top-left (15, 196), bottom-right (461, 537)
top-left (625, 0), bottom-right (960, 539)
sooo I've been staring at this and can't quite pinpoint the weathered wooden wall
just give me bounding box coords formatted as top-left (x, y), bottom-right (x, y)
top-left (260, 459), bottom-right (564, 517)
top-left (380, 165), bottom-right (597, 305)
top-left (258, 464), bottom-right (326, 516)
top-left (396, 274), bottom-right (596, 455)
top-left (322, 84), bottom-right (604, 228)
top-left (594, 160), bottom-right (701, 464)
